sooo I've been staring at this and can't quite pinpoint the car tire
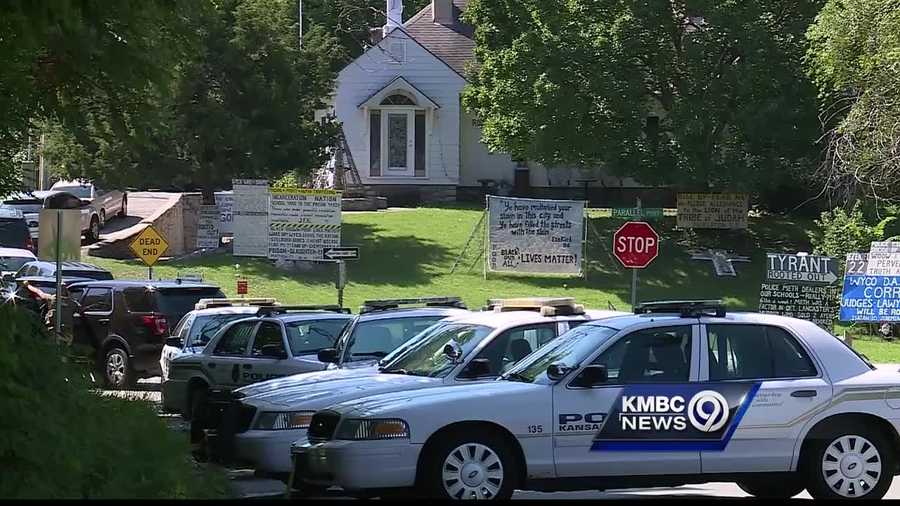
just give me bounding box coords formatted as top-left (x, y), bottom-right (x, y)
top-left (189, 385), bottom-right (208, 444)
top-left (102, 347), bottom-right (134, 389)
top-left (420, 429), bottom-right (519, 500)
top-left (737, 475), bottom-right (805, 498)
top-left (118, 196), bottom-right (127, 218)
top-left (87, 216), bottom-right (100, 243)
top-left (804, 425), bottom-right (894, 500)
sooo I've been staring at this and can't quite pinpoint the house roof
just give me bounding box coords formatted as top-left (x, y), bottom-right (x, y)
top-left (404, 0), bottom-right (475, 79)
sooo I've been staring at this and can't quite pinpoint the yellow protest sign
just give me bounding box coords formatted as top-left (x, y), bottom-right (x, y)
top-left (129, 226), bottom-right (170, 266)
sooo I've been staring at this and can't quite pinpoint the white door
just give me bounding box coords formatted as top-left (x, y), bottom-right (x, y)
top-left (383, 111), bottom-right (414, 175)
top-left (698, 322), bottom-right (831, 473)
top-left (553, 324), bottom-right (702, 477)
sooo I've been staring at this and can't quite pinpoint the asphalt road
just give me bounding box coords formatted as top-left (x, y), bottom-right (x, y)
top-left (103, 367), bottom-right (900, 500)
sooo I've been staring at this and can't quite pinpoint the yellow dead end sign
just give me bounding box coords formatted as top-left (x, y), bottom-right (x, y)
top-left (129, 225), bottom-right (170, 267)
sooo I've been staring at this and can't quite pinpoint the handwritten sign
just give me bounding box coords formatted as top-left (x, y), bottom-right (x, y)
top-left (759, 253), bottom-right (839, 329)
top-left (268, 189), bottom-right (342, 262)
top-left (841, 252), bottom-right (900, 322)
top-left (232, 179), bottom-right (269, 257)
top-left (214, 191), bottom-right (233, 235)
top-left (676, 193), bottom-right (749, 229)
top-left (487, 196), bottom-right (584, 276)
top-left (197, 205), bottom-right (220, 249)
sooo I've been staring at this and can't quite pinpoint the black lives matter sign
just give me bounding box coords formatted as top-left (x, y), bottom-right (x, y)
top-left (759, 253), bottom-right (839, 330)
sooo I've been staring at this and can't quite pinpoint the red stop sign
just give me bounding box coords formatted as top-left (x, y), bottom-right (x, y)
top-left (613, 222), bottom-right (659, 269)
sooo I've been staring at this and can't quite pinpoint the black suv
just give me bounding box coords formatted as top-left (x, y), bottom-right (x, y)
top-left (0, 210), bottom-right (33, 251)
top-left (67, 280), bottom-right (226, 388)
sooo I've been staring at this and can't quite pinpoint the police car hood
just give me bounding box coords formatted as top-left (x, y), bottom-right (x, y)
top-left (235, 365), bottom-right (379, 398)
top-left (329, 381), bottom-right (543, 419)
top-left (243, 373), bottom-right (442, 410)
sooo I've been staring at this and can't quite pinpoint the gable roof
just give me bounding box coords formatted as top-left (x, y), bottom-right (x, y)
top-left (403, 0), bottom-right (475, 79)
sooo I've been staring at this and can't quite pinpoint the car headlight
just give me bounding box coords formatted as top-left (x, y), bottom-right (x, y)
top-left (254, 411), bottom-right (315, 430)
top-left (335, 418), bottom-right (410, 440)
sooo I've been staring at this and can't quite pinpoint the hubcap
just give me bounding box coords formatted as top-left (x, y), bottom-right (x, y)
top-left (92, 221), bottom-right (99, 238)
top-left (107, 352), bottom-right (125, 386)
top-left (822, 435), bottom-right (882, 497)
top-left (442, 443), bottom-right (504, 499)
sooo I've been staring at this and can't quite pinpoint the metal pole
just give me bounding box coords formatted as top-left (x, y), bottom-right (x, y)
top-left (149, 266), bottom-right (153, 280)
top-left (54, 209), bottom-right (62, 338)
top-left (298, 0), bottom-right (302, 46)
top-left (337, 260), bottom-right (345, 307)
top-left (631, 268), bottom-right (637, 309)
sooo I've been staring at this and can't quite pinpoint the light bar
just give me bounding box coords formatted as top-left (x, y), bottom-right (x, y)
top-left (194, 298), bottom-right (278, 310)
top-left (485, 297), bottom-right (585, 316)
top-left (634, 300), bottom-right (726, 317)
top-left (360, 297), bottom-right (465, 313)
top-left (257, 305), bottom-right (350, 315)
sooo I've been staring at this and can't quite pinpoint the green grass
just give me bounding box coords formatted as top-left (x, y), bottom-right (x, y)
top-left (89, 205), bottom-right (900, 362)
top-left (854, 340), bottom-right (900, 364)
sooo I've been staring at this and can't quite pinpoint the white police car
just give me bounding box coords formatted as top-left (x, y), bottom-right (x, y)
top-left (220, 299), bottom-right (624, 477)
top-left (160, 298), bottom-right (281, 388)
top-left (162, 305), bottom-right (354, 421)
top-left (292, 301), bottom-right (900, 500)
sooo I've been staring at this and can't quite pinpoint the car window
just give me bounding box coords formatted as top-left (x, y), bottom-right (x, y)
top-left (81, 287), bottom-right (112, 313)
top-left (593, 326), bottom-right (693, 383)
top-left (156, 288), bottom-right (227, 317)
top-left (122, 287), bottom-right (157, 312)
top-left (173, 314), bottom-right (195, 340)
top-left (285, 319), bottom-right (348, 356)
top-left (0, 219), bottom-right (31, 248)
top-left (707, 324), bottom-right (817, 380)
top-left (344, 315), bottom-right (446, 362)
top-left (67, 286), bottom-right (86, 304)
top-left (52, 186), bottom-right (92, 199)
top-left (189, 314), bottom-right (255, 348)
top-left (213, 321), bottom-right (256, 356)
top-left (471, 323), bottom-right (557, 376)
top-left (250, 322), bottom-right (286, 357)
top-left (381, 323), bottom-right (495, 378)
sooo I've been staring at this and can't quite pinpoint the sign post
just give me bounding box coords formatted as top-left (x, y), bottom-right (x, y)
top-left (336, 260), bottom-right (346, 307)
top-left (54, 210), bottom-right (62, 338)
top-left (613, 222), bottom-right (660, 308)
top-left (129, 226), bottom-right (170, 280)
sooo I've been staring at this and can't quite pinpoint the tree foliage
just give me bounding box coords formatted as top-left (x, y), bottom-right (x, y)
top-left (806, 0), bottom-right (900, 204)
top-left (463, 0), bottom-right (823, 193)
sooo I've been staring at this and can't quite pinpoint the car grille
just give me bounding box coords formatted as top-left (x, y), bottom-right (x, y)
top-left (308, 410), bottom-right (341, 442)
top-left (208, 401), bottom-right (257, 465)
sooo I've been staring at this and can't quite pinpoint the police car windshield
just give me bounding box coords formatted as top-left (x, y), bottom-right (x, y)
top-left (502, 325), bottom-right (619, 384)
top-left (381, 323), bottom-right (495, 378)
top-left (188, 314), bottom-right (252, 347)
top-left (344, 315), bottom-right (447, 362)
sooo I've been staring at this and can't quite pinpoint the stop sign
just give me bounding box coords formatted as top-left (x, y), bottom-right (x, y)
top-left (613, 222), bottom-right (659, 269)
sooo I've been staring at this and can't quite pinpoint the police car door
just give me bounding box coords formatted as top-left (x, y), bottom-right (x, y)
top-left (241, 320), bottom-right (301, 384)
top-left (553, 323), bottom-right (701, 477)
top-left (207, 320), bottom-right (258, 387)
top-left (698, 322), bottom-right (830, 473)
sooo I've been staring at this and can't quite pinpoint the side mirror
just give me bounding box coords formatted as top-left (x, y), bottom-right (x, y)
top-left (165, 336), bottom-right (183, 348)
top-left (317, 348), bottom-right (338, 364)
top-left (460, 358), bottom-right (492, 378)
top-left (443, 341), bottom-right (463, 362)
top-left (261, 344), bottom-right (288, 360)
top-left (571, 365), bottom-right (608, 388)
top-left (546, 363), bottom-right (573, 381)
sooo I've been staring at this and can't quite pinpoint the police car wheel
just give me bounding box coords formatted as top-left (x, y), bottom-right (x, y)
top-left (736, 475), bottom-right (805, 498)
top-left (805, 427), bottom-right (893, 500)
top-left (422, 430), bottom-right (518, 500)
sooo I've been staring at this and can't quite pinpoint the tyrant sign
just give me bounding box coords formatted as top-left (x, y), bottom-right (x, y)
top-left (613, 222), bottom-right (659, 269)
top-left (129, 226), bottom-right (169, 267)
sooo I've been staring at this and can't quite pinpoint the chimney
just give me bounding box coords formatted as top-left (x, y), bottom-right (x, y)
top-left (433, 0), bottom-right (454, 25)
top-left (383, 0), bottom-right (403, 37)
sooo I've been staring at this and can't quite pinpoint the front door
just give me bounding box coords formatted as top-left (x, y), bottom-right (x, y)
top-left (385, 111), bottom-right (414, 175)
top-left (242, 321), bottom-right (299, 384)
top-left (208, 320), bottom-right (258, 388)
top-left (698, 322), bottom-right (831, 473)
top-left (553, 324), bottom-right (701, 477)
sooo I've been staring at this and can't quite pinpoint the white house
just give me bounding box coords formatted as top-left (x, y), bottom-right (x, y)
top-left (325, 0), bottom-right (643, 204)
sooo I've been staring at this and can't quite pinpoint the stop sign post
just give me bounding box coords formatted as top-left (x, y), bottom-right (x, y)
top-left (613, 222), bottom-right (660, 307)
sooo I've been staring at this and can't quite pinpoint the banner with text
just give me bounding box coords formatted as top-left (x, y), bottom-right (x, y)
top-left (487, 196), bottom-right (584, 276)
top-left (233, 179), bottom-right (269, 257)
top-left (268, 188), bottom-right (342, 262)
top-left (676, 193), bottom-right (749, 230)
top-left (840, 252), bottom-right (900, 322)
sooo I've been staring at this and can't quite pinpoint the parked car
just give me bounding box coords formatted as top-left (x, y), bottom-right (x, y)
top-left (160, 298), bottom-right (283, 386)
top-left (163, 306), bottom-right (355, 423)
top-left (0, 206), bottom-right (34, 251)
top-left (14, 260), bottom-right (113, 282)
top-left (220, 298), bottom-right (625, 479)
top-left (50, 179), bottom-right (127, 227)
top-left (2, 275), bottom-right (94, 320)
top-left (0, 247), bottom-right (36, 277)
top-left (292, 300), bottom-right (896, 500)
top-left (2, 190), bottom-right (103, 243)
top-left (66, 280), bottom-right (226, 388)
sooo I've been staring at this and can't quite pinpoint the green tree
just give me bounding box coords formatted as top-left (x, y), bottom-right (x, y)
top-left (806, 0), bottom-right (900, 203)
top-left (463, 0), bottom-right (823, 194)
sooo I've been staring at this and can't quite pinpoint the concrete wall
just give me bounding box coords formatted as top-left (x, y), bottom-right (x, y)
top-left (88, 193), bottom-right (201, 259)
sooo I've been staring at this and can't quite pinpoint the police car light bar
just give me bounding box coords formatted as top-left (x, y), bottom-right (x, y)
top-left (258, 305), bottom-right (351, 315)
top-left (360, 297), bottom-right (466, 314)
top-left (634, 300), bottom-right (726, 317)
top-left (484, 297), bottom-right (585, 316)
top-left (194, 298), bottom-right (278, 310)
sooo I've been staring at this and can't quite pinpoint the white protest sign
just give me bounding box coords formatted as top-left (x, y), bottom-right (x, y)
top-left (232, 179), bottom-right (269, 257)
top-left (866, 252), bottom-right (900, 277)
top-left (214, 191), bottom-right (233, 235)
top-left (676, 193), bottom-right (749, 229)
top-left (268, 189), bottom-right (342, 262)
top-left (871, 241), bottom-right (900, 254)
top-left (197, 205), bottom-right (221, 249)
top-left (487, 196), bottom-right (584, 276)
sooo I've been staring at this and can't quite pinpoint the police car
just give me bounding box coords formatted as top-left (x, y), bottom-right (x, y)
top-left (218, 298), bottom-right (624, 478)
top-left (292, 301), bottom-right (900, 500)
top-left (160, 298), bottom-right (281, 387)
top-left (162, 305), bottom-right (354, 421)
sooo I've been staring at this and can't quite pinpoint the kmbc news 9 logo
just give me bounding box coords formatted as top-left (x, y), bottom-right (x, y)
top-left (591, 383), bottom-right (760, 452)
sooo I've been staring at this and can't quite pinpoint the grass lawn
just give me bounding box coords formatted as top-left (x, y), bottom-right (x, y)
top-left (89, 204), bottom-right (900, 362)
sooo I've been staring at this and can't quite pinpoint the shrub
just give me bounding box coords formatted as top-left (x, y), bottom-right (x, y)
top-left (0, 305), bottom-right (232, 499)
top-left (809, 202), bottom-right (896, 265)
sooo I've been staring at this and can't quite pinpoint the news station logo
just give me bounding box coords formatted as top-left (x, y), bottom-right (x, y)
top-left (591, 383), bottom-right (759, 452)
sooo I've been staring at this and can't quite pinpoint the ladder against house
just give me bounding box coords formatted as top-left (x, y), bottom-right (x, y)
top-left (310, 127), bottom-right (363, 193)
